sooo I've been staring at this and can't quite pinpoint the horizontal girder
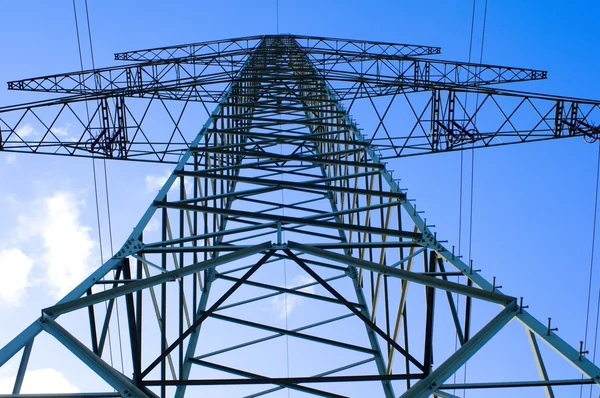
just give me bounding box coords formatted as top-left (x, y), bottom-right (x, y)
top-left (0, 34), bottom-right (597, 164)
top-left (6, 55), bottom-right (545, 97)
top-left (113, 34), bottom-right (441, 61)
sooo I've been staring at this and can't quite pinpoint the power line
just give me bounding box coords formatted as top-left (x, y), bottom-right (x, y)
top-left (583, 140), bottom-right (600, 397)
top-left (459, 1), bottom-right (488, 396)
top-left (71, 0), bottom-right (117, 370)
top-left (589, 287), bottom-right (600, 398)
top-left (453, 0), bottom-right (479, 391)
top-left (72, 0), bottom-right (125, 374)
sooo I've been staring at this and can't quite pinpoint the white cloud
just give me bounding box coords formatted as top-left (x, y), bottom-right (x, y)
top-left (14, 123), bottom-right (75, 141)
top-left (17, 192), bottom-right (95, 299)
top-left (39, 193), bottom-right (95, 298)
top-left (270, 275), bottom-right (316, 319)
top-left (271, 293), bottom-right (302, 319)
top-left (51, 125), bottom-right (70, 137)
top-left (145, 216), bottom-right (160, 233)
top-left (145, 171), bottom-right (171, 192)
top-left (145, 169), bottom-right (192, 197)
top-left (0, 368), bottom-right (79, 394)
top-left (0, 190), bottom-right (96, 306)
top-left (51, 124), bottom-right (78, 141)
top-left (15, 124), bottom-right (34, 139)
top-left (5, 153), bottom-right (17, 165)
top-left (0, 249), bottom-right (33, 307)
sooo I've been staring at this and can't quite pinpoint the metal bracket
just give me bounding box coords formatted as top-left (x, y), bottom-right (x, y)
top-left (420, 229), bottom-right (444, 251)
top-left (115, 238), bottom-right (145, 259)
top-left (206, 268), bottom-right (218, 283)
top-left (546, 317), bottom-right (558, 336)
top-left (580, 341), bottom-right (590, 360)
top-left (345, 266), bottom-right (358, 280)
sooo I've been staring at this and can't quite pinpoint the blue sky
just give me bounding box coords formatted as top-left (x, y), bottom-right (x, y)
top-left (0, 0), bottom-right (599, 396)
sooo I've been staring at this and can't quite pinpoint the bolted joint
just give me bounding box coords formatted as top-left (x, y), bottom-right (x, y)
top-left (206, 268), bottom-right (218, 283)
top-left (115, 238), bottom-right (145, 259)
top-left (345, 266), bottom-right (358, 280)
top-left (420, 229), bottom-right (444, 251)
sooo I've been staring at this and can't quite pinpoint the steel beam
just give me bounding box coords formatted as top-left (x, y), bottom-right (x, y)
top-left (43, 243), bottom-right (272, 317)
top-left (40, 316), bottom-right (152, 398)
top-left (401, 303), bottom-right (517, 398)
top-left (288, 241), bottom-right (514, 305)
top-left (440, 378), bottom-right (597, 390)
top-left (517, 311), bottom-right (600, 386)
top-left (11, 341), bottom-right (32, 394)
top-left (527, 330), bottom-right (555, 398)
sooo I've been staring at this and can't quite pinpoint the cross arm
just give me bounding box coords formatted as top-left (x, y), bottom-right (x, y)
top-left (7, 56), bottom-right (545, 98)
top-left (351, 86), bottom-right (600, 158)
top-left (114, 34), bottom-right (441, 62)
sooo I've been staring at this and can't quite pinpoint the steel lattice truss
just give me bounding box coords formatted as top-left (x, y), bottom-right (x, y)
top-left (1, 34), bottom-right (598, 163)
top-left (1, 35), bottom-right (600, 397)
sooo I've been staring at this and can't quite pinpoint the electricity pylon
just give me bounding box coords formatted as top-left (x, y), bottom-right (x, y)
top-left (1, 35), bottom-right (600, 397)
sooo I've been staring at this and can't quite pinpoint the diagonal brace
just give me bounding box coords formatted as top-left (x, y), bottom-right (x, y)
top-left (284, 248), bottom-right (426, 372)
top-left (140, 250), bottom-right (276, 379)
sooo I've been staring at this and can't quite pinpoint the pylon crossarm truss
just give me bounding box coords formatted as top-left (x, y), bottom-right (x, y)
top-left (2, 35), bottom-right (599, 163)
top-left (114, 35), bottom-right (442, 61)
top-left (7, 51), bottom-right (544, 96)
top-left (2, 35), bottom-right (600, 397)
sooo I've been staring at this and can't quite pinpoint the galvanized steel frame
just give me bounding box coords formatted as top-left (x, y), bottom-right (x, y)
top-left (1, 35), bottom-right (600, 397)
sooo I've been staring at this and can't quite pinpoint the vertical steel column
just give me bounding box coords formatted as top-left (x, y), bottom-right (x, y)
top-left (174, 49), bottom-right (261, 396)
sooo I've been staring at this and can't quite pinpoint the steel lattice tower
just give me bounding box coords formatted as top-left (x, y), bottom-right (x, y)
top-left (1, 35), bottom-right (600, 397)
